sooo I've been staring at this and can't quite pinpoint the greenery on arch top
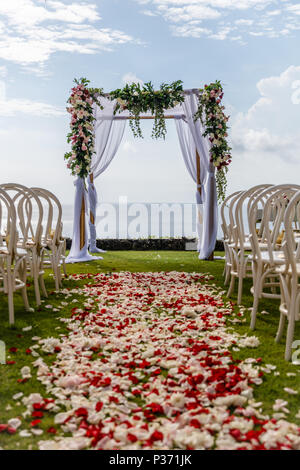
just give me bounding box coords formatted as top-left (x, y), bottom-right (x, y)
top-left (64, 77), bottom-right (232, 202)
top-left (110, 80), bottom-right (185, 139)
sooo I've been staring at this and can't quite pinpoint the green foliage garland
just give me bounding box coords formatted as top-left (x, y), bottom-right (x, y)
top-left (110, 80), bottom-right (185, 139)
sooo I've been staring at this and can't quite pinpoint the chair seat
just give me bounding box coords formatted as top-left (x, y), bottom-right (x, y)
top-left (228, 242), bottom-right (252, 250)
top-left (276, 263), bottom-right (300, 275)
top-left (249, 250), bottom-right (286, 264)
top-left (16, 248), bottom-right (28, 256)
top-left (0, 246), bottom-right (27, 257)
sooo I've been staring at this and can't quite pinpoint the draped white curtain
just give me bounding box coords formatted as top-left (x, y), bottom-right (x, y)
top-left (174, 117), bottom-right (204, 251)
top-left (66, 98), bottom-right (125, 262)
top-left (175, 92), bottom-right (218, 259)
top-left (66, 177), bottom-right (94, 263)
top-left (88, 98), bottom-right (126, 252)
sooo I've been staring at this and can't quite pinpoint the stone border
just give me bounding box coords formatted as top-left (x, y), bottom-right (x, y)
top-left (65, 238), bottom-right (224, 251)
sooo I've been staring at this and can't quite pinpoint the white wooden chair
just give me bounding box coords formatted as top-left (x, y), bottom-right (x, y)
top-left (220, 191), bottom-right (243, 286)
top-left (226, 185), bottom-right (272, 305)
top-left (0, 188), bottom-right (32, 324)
top-left (31, 187), bottom-right (67, 290)
top-left (276, 190), bottom-right (300, 360)
top-left (248, 184), bottom-right (300, 330)
top-left (0, 183), bottom-right (46, 306)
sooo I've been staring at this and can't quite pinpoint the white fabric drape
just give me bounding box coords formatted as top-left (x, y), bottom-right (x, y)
top-left (175, 117), bottom-right (203, 250)
top-left (175, 92), bottom-right (218, 259)
top-left (66, 178), bottom-right (94, 263)
top-left (88, 99), bottom-right (126, 252)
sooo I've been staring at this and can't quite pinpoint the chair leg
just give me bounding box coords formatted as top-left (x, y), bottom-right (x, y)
top-left (7, 273), bottom-right (15, 325)
top-left (19, 260), bottom-right (32, 312)
top-left (54, 271), bottom-right (60, 291)
top-left (39, 273), bottom-right (48, 298)
top-left (51, 253), bottom-right (60, 291)
top-left (275, 312), bottom-right (286, 343)
top-left (237, 273), bottom-right (244, 306)
top-left (22, 286), bottom-right (32, 312)
top-left (57, 265), bottom-right (62, 288)
top-left (285, 309), bottom-right (296, 361)
top-left (227, 273), bottom-right (235, 298)
top-left (62, 258), bottom-right (67, 277)
top-left (224, 264), bottom-right (230, 285)
top-left (32, 262), bottom-right (41, 306)
top-left (250, 265), bottom-right (262, 330)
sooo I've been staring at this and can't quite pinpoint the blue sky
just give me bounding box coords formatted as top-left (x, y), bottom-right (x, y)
top-left (1, 0), bottom-right (300, 209)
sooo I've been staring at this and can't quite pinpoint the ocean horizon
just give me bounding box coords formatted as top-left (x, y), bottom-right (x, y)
top-left (61, 201), bottom-right (225, 240)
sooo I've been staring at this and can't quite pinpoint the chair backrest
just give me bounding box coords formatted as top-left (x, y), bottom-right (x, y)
top-left (234, 184), bottom-right (273, 250)
top-left (31, 187), bottom-right (63, 246)
top-left (226, 191), bottom-right (245, 246)
top-left (220, 191), bottom-right (242, 242)
top-left (0, 188), bottom-right (17, 258)
top-left (284, 190), bottom-right (300, 284)
top-left (0, 183), bottom-right (43, 248)
top-left (249, 184), bottom-right (300, 264)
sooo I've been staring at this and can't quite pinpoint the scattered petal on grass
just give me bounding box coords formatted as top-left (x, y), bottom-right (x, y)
top-left (12, 393), bottom-right (23, 401)
top-left (19, 430), bottom-right (32, 437)
top-left (4, 272), bottom-right (300, 450)
top-left (284, 388), bottom-right (298, 395)
top-left (7, 418), bottom-right (21, 429)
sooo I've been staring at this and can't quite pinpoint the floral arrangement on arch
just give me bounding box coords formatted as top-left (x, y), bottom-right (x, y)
top-left (64, 78), bottom-right (103, 179)
top-left (64, 78), bottom-right (231, 201)
top-left (195, 81), bottom-right (232, 201)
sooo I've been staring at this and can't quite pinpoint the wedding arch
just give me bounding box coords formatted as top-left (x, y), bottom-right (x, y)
top-left (64, 78), bottom-right (232, 263)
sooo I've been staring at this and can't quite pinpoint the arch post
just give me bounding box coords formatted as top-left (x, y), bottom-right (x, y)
top-left (196, 150), bottom-right (214, 261)
top-left (80, 193), bottom-right (85, 250)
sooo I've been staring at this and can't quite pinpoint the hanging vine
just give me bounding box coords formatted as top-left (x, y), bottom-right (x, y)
top-left (110, 80), bottom-right (185, 140)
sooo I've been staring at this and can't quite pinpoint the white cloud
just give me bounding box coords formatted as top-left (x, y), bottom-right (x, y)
top-left (141, 9), bottom-right (158, 16)
top-left (0, 0), bottom-right (135, 66)
top-left (122, 141), bottom-right (138, 153)
top-left (0, 65), bottom-right (7, 77)
top-left (138, 0), bottom-right (300, 41)
top-left (172, 25), bottom-right (211, 37)
top-left (0, 80), bottom-right (64, 116)
top-left (235, 19), bottom-right (254, 25)
top-left (286, 4), bottom-right (300, 16)
top-left (122, 73), bottom-right (144, 85)
top-left (139, 0), bottom-right (272, 6)
top-left (159, 5), bottom-right (221, 23)
top-left (0, 0), bottom-right (100, 27)
top-left (228, 65), bottom-right (300, 192)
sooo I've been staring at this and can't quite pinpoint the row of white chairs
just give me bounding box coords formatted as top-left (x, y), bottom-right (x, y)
top-left (221, 184), bottom-right (300, 360)
top-left (0, 183), bottom-right (67, 324)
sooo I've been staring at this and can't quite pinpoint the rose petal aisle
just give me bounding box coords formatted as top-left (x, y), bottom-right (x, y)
top-left (14, 272), bottom-right (300, 449)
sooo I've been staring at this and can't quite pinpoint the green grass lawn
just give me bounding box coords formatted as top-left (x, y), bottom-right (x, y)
top-left (0, 250), bottom-right (299, 450)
